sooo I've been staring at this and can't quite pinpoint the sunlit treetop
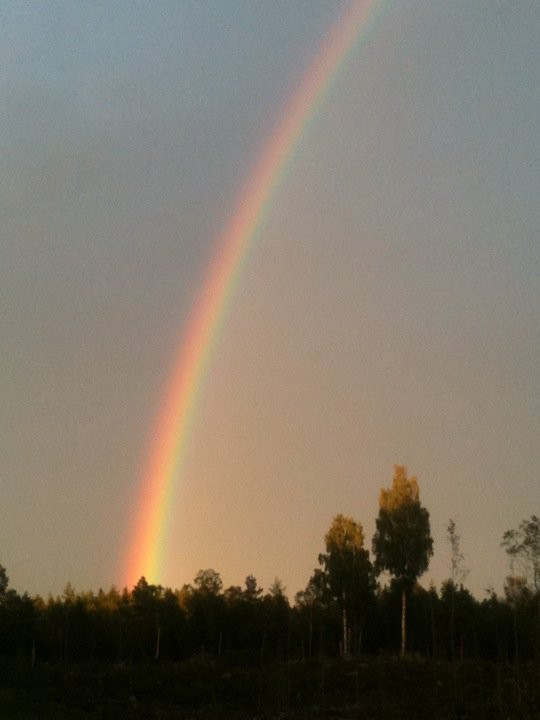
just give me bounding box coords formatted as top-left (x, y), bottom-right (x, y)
top-left (324, 513), bottom-right (365, 552)
top-left (379, 465), bottom-right (420, 510)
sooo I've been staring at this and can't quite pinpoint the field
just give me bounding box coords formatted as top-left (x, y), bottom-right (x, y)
top-left (2, 656), bottom-right (539, 719)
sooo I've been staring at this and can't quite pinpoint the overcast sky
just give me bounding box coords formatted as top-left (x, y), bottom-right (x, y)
top-left (1, 0), bottom-right (539, 599)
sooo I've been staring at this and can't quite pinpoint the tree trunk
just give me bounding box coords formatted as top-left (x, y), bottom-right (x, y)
top-left (154, 621), bottom-right (161, 661)
top-left (308, 608), bottom-right (313, 659)
top-left (513, 602), bottom-right (521, 704)
top-left (342, 607), bottom-right (348, 657)
top-left (117, 620), bottom-right (123, 663)
top-left (400, 589), bottom-right (407, 659)
top-left (450, 583), bottom-right (456, 663)
top-left (430, 593), bottom-right (436, 659)
top-left (536, 593), bottom-right (540, 701)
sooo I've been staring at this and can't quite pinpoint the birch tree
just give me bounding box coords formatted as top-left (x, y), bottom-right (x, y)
top-left (318, 514), bottom-right (374, 656)
top-left (372, 466), bottom-right (433, 658)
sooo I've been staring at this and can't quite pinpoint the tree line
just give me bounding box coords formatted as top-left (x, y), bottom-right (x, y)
top-left (1, 466), bottom-right (538, 677)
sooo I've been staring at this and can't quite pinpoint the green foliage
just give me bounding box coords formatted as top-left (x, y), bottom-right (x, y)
top-left (372, 467), bottom-right (433, 590)
top-left (502, 515), bottom-right (540, 593)
top-left (243, 574), bottom-right (263, 601)
top-left (194, 568), bottom-right (223, 596)
top-left (0, 552), bottom-right (537, 679)
top-left (319, 514), bottom-right (374, 610)
top-left (316, 514), bottom-right (375, 655)
top-left (0, 488), bottom-right (536, 683)
top-left (372, 466), bottom-right (433, 657)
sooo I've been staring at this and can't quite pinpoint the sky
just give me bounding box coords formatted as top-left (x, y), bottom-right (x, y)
top-left (1, 0), bottom-right (539, 600)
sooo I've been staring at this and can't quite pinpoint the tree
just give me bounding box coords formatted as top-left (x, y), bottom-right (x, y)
top-left (0, 565), bottom-right (9, 599)
top-left (295, 568), bottom-right (333, 658)
top-left (190, 570), bottom-right (225, 654)
top-left (243, 574), bottom-right (263, 602)
top-left (131, 576), bottom-right (164, 659)
top-left (262, 578), bottom-right (290, 659)
top-left (194, 568), bottom-right (223, 596)
top-left (446, 519), bottom-right (468, 665)
top-left (502, 516), bottom-right (540, 593)
top-left (318, 514), bottom-right (374, 656)
top-left (372, 466), bottom-right (433, 657)
top-left (502, 516), bottom-right (540, 700)
top-left (448, 519), bottom-right (468, 588)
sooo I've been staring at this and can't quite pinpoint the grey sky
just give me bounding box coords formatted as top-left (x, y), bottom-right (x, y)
top-left (1, 1), bottom-right (538, 598)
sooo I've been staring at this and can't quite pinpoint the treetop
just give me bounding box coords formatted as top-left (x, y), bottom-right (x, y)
top-left (379, 465), bottom-right (420, 510)
top-left (325, 513), bottom-right (365, 552)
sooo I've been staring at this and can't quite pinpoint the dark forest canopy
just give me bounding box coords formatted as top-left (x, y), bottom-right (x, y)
top-left (0, 470), bottom-right (538, 670)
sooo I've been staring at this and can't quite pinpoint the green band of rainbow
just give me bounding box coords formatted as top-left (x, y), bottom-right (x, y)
top-left (122, 0), bottom-right (383, 587)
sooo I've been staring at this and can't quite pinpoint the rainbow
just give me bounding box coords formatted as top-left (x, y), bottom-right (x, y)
top-left (123, 0), bottom-right (383, 587)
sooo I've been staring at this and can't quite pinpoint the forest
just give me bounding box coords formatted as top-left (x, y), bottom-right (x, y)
top-left (1, 467), bottom-right (539, 719)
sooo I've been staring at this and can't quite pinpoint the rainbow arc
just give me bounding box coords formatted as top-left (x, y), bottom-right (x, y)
top-left (122, 0), bottom-right (383, 587)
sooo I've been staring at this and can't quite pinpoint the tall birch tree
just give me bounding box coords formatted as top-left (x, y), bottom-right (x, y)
top-left (372, 466), bottom-right (433, 658)
top-left (318, 514), bottom-right (374, 656)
